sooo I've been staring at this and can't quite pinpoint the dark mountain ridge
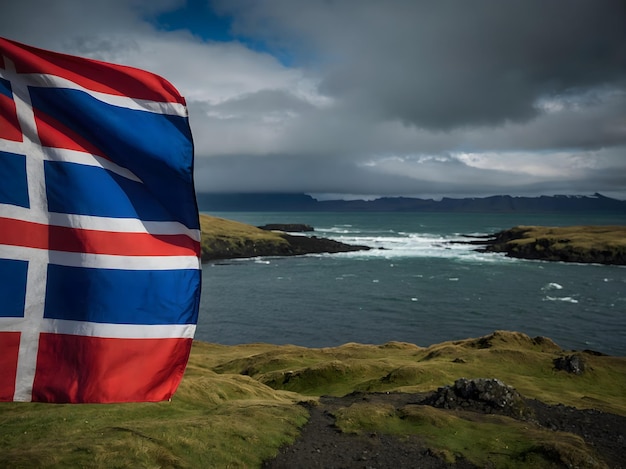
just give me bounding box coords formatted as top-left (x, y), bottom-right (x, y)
top-left (197, 192), bottom-right (626, 213)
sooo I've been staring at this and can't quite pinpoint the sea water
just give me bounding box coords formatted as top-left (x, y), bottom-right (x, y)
top-left (196, 211), bottom-right (626, 356)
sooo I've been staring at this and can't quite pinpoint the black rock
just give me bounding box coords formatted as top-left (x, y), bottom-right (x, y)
top-left (553, 354), bottom-right (586, 375)
top-left (258, 223), bottom-right (314, 232)
top-left (424, 378), bottom-right (531, 418)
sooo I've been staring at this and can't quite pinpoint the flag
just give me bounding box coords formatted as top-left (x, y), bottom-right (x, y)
top-left (0, 37), bottom-right (201, 403)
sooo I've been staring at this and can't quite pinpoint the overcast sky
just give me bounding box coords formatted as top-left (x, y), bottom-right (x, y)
top-left (2, 0), bottom-right (625, 199)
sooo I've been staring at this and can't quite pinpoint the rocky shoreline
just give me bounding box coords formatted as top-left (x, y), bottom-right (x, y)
top-left (469, 225), bottom-right (626, 265)
top-left (199, 216), bottom-right (370, 262)
top-left (201, 217), bottom-right (626, 265)
top-left (202, 231), bottom-right (369, 262)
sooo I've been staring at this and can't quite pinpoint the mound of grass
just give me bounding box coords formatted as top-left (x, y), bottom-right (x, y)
top-left (211, 331), bottom-right (626, 416)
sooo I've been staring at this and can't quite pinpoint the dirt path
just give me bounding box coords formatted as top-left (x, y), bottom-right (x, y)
top-left (262, 392), bottom-right (626, 469)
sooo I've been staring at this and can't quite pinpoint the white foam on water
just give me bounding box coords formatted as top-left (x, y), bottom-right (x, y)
top-left (318, 227), bottom-right (359, 234)
top-left (318, 226), bottom-right (399, 237)
top-left (316, 230), bottom-right (511, 263)
top-left (542, 282), bottom-right (563, 291)
top-left (543, 296), bottom-right (579, 304)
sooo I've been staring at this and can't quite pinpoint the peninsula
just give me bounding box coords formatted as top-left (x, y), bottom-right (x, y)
top-left (199, 214), bottom-right (369, 261)
top-left (478, 225), bottom-right (626, 265)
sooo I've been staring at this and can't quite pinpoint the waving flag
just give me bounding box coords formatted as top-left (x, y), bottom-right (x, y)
top-left (0, 38), bottom-right (201, 403)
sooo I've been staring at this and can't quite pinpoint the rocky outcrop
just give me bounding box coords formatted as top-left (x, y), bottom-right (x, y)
top-left (200, 216), bottom-right (370, 262)
top-left (553, 354), bottom-right (586, 375)
top-left (279, 233), bottom-right (370, 256)
top-left (477, 225), bottom-right (626, 265)
top-left (424, 378), bottom-right (531, 419)
top-left (258, 223), bottom-right (314, 232)
top-left (203, 235), bottom-right (370, 261)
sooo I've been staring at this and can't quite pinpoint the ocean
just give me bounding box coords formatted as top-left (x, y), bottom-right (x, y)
top-left (196, 211), bottom-right (626, 356)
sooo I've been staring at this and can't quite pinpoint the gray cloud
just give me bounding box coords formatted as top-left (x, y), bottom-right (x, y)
top-left (2, 0), bottom-right (625, 198)
top-left (218, 0), bottom-right (626, 130)
top-left (209, 89), bottom-right (315, 116)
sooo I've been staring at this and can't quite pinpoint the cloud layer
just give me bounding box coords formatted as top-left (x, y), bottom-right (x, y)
top-left (2, 0), bottom-right (625, 198)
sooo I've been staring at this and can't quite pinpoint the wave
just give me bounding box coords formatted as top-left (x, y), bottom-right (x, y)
top-left (317, 227), bottom-right (361, 234)
top-left (543, 296), bottom-right (579, 304)
top-left (317, 226), bottom-right (395, 235)
top-left (314, 230), bottom-right (511, 262)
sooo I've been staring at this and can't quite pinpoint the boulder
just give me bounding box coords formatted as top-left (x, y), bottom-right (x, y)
top-left (424, 378), bottom-right (531, 418)
top-left (553, 354), bottom-right (586, 375)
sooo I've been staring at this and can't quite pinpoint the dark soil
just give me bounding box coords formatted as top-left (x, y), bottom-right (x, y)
top-left (262, 392), bottom-right (626, 469)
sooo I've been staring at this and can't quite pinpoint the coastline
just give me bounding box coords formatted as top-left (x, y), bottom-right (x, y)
top-left (200, 214), bottom-right (626, 266)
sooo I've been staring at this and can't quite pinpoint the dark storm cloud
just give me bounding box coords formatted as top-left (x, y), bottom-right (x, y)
top-left (463, 89), bottom-right (626, 152)
top-left (3, 0), bottom-right (625, 198)
top-left (219, 0), bottom-right (626, 130)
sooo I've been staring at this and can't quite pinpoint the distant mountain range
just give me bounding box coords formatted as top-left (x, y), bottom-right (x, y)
top-left (197, 192), bottom-right (626, 213)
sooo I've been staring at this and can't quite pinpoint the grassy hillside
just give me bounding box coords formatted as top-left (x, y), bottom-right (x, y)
top-left (1, 331), bottom-right (624, 468)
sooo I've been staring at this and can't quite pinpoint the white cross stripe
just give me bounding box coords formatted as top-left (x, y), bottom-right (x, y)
top-left (42, 147), bottom-right (142, 182)
top-left (0, 317), bottom-right (196, 340)
top-left (0, 204), bottom-right (201, 241)
top-left (0, 69), bottom-right (187, 117)
top-left (3, 56), bottom-right (49, 401)
top-left (1, 143), bottom-right (142, 184)
top-left (0, 244), bottom-right (201, 270)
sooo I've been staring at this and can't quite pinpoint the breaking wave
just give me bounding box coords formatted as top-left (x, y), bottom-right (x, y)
top-left (313, 226), bottom-right (506, 262)
top-left (543, 296), bottom-right (579, 304)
